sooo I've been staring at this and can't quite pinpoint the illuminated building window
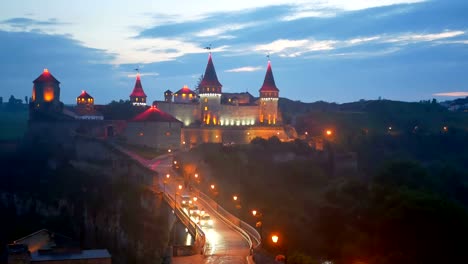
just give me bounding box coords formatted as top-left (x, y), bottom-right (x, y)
top-left (204, 106), bottom-right (208, 111)
top-left (43, 86), bottom-right (54, 102)
top-left (32, 86), bottom-right (36, 102)
top-left (204, 98), bottom-right (208, 103)
top-left (136, 98), bottom-right (139, 102)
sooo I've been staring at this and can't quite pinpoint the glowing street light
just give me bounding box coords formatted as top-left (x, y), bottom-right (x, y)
top-left (178, 184), bottom-right (183, 190)
top-left (193, 197), bottom-right (198, 202)
top-left (210, 184), bottom-right (215, 190)
top-left (271, 235), bottom-right (279, 244)
top-left (325, 129), bottom-right (332, 136)
top-left (168, 149), bottom-right (172, 153)
top-left (252, 210), bottom-right (257, 217)
top-left (233, 195), bottom-right (238, 201)
top-left (166, 174), bottom-right (170, 179)
top-left (173, 160), bottom-right (178, 165)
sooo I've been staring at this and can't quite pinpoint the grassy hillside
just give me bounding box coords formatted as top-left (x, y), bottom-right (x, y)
top-left (0, 106), bottom-right (28, 140)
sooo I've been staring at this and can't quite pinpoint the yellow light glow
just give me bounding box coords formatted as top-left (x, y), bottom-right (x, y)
top-left (178, 185), bottom-right (183, 190)
top-left (43, 86), bottom-right (54, 102)
top-left (233, 195), bottom-right (238, 201)
top-left (193, 197), bottom-right (198, 202)
top-left (252, 210), bottom-right (257, 216)
top-left (210, 184), bottom-right (215, 190)
top-left (272, 235), bottom-right (279, 244)
top-left (326, 130), bottom-right (332, 136)
top-left (166, 174), bottom-right (170, 179)
top-left (194, 173), bottom-right (198, 178)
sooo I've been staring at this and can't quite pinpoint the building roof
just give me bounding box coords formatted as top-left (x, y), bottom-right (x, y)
top-left (72, 106), bottom-right (103, 117)
top-left (199, 53), bottom-right (222, 88)
top-left (33, 69), bottom-right (60, 84)
top-left (174, 85), bottom-right (197, 95)
top-left (130, 73), bottom-right (147, 97)
top-left (131, 105), bottom-right (181, 123)
top-left (259, 61), bottom-right (279, 92)
top-left (165, 89), bottom-right (173, 94)
top-left (31, 249), bottom-right (111, 262)
top-left (77, 90), bottom-right (93, 99)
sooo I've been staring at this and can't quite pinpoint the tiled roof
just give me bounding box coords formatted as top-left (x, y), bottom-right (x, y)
top-left (174, 85), bottom-right (197, 95)
top-left (199, 53), bottom-right (222, 88)
top-left (77, 90), bottom-right (93, 99)
top-left (259, 61), bottom-right (279, 92)
top-left (131, 105), bottom-right (181, 123)
top-left (130, 73), bottom-right (147, 97)
top-left (33, 69), bottom-right (60, 84)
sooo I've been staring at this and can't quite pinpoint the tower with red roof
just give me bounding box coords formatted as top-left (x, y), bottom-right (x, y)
top-left (129, 73), bottom-right (147, 106)
top-left (259, 60), bottom-right (280, 125)
top-left (199, 53), bottom-right (222, 125)
top-left (30, 68), bottom-right (63, 117)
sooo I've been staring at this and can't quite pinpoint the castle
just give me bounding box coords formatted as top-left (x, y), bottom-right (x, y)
top-left (27, 53), bottom-right (289, 149)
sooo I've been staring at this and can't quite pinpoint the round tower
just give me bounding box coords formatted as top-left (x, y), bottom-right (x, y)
top-left (259, 60), bottom-right (280, 125)
top-left (164, 89), bottom-right (173, 102)
top-left (199, 53), bottom-right (222, 126)
top-left (30, 68), bottom-right (63, 116)
top-left (130, 73), bottom-right (147, 106)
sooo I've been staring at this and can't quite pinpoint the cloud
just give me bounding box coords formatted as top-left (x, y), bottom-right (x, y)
top-left (194, 22), bottom-right (258, 38)
top-left (126, 72), bottom-right (160, 78)
top-left (433, 92), bottom-right (468, 97)
top-left (225, 66), bottom-right (263, 72)
top-left (385, 30), bottom-right (465, 44)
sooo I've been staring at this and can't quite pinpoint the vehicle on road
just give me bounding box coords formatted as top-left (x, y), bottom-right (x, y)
top-left (200, 214), bottom-right (213, 228)
top-left (189, 205), bottom-right (200, 216)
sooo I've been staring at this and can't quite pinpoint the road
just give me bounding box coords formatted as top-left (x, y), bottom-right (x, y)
top-left (145, 154), bottom-right (252, 264)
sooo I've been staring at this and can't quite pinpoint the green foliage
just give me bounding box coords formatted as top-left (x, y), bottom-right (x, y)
top-left (0, 107), bottom-right (28, 140)
top-left (101, 100), bottom-right (147, 120)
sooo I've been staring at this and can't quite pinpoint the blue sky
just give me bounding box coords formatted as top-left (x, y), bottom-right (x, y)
top-left (1, 0), bottom-right (467, 104)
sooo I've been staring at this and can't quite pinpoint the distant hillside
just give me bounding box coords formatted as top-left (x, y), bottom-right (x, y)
top-left (279, 98), bottom-right (468, 138)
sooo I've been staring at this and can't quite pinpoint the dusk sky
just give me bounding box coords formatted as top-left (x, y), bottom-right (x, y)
top-left (1, 0), bottom-right (468, 104)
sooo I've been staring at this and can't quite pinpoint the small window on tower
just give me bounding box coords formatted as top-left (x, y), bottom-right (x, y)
top-left (204, 106), bottom-right (208, 111)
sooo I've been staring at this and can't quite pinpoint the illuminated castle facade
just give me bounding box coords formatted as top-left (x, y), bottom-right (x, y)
top-left (27, 53), bottom-right (289, 149)
top-left (153, 53), bottom-right (287, 146)
top-left (156, 53), bottom-right (281, 128)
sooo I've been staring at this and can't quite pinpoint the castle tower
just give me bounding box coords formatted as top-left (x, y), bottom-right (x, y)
top-left (76, 90), bottom-right (94, 107)
top-left (259, 60), bottom-right (279, 125)
top-left (130, 73), bottom-right (147, 106)
top-left (30, 69), bottom-right (63, 116)
top-left (199, 53), bottom-right (222, 126)
top-left (164, 89), bottom-right (173, 102)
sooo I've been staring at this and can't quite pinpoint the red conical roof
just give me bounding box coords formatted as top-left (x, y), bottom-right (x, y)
top-left (259, 61), bottom-right (279, 92)
top-left (77, 90), bottom-right (93, 99)
top-left (130, 73), bottom-right (147, 97)
top-left (131, 105), bottom-right (181, 123)
top-left (33, 68), bottom-right (60, 84)
top-left (200, 53), bottom-right (222, 88)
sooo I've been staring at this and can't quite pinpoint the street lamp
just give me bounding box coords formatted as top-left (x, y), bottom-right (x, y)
top-left (233, 195), bottom-right (238, 201)
top-left (193, 197), bottom-right (198, 202)
top-left (178, 184), bottom-right (183, 190)
top-left (211, 184), bottom-right (215, 190)
top-left (325, 129), bottom-right (332, 136)
top-left (252, 210), bottom-right (257, 217)
top-left (271, 235), bottom-right (279, 244)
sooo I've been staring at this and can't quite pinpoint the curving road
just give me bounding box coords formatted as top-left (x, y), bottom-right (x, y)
top-left (142, 153), bottom-right (251, 264)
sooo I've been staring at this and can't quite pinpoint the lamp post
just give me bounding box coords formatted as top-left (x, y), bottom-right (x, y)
top-left (271, 234), bottom-right (286, 264)
top-left (164, 173), bottom-right (170, 193)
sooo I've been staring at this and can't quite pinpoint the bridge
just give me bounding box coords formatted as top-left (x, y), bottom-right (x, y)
top-left (117, 147), bottom-right (261, 263)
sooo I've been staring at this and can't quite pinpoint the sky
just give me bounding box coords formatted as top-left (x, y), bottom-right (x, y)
top-left (1, 0), bottom-right (468, 104)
